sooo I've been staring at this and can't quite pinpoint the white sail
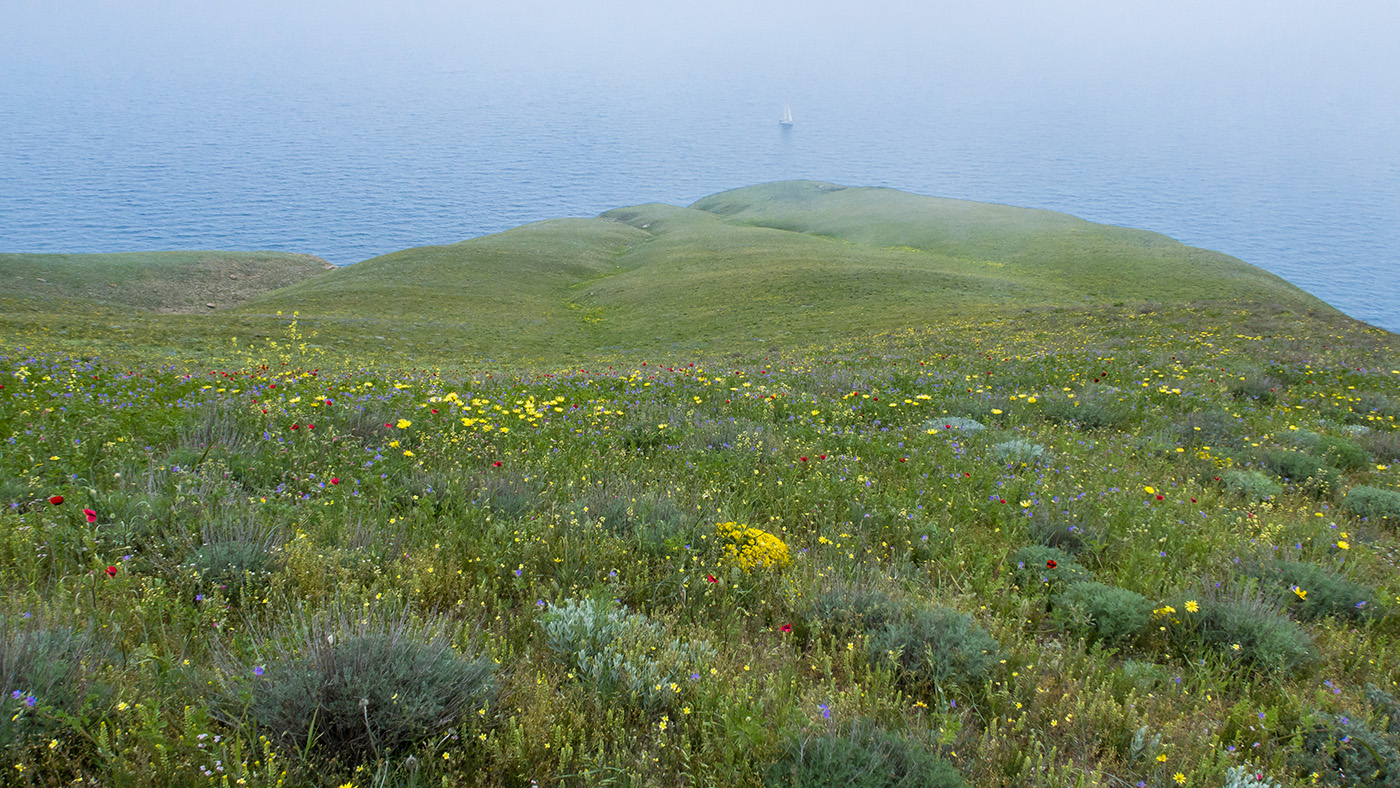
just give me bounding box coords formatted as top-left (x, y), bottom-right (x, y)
top-left (780, 103), bottom-right (793, 126)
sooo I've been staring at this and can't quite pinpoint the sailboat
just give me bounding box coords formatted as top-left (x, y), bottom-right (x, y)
top-left (779, 102), bottom-right (794, 127)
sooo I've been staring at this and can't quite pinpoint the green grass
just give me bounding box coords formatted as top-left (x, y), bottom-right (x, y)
top-left (0, 250), bottom-right (331, 314)
top-left (1, 182), bottom-right (1398, 786)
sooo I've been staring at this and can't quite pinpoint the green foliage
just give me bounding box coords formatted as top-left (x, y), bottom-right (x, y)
top-left (232, 607), bottom-right (495, 762)
top-left (1055, 581), bottom-right (1152, 645)
top-left (0, 621), bottom-right (111, 753)
top-left (868, 607), bottom-right (1000, 693)
top-left (1251, 560), bottom-right (1377, 620)
top-left (992, 439), bottom-right (1047, 465)
top-left (764, 721), bottom-right (967, 788)
top-left (1343, 485), bottom-right (1400, 522)
top-left (539, 598), bottom-right (713, 712)
top-left (1040, 392), bottom-right (1133, 430)
top-left (1256, 449), bottom-right (1339, 495)
top-left (1220, 469), bottom-right (1283, 501)
top-left (1222, 765), bottom-right (1282, 788)
top-left (1170, 592), bottom-right (1317, 673)
top-left (1317, 434), bottom-right (1371, 472)
top-left (1298, 712), bottom-right (1400, 788)
top-left (1228, 372), bottom-right (1285, 404)
top-left (183, 521), bottom-right (280, 604)
top-left (1010, 545), bottom-right (1090, 589)
top-left (923, 416), bottom-right (985, 434)
top-left (1026, 509), bottom-right (1103, 556)
top-left (806, 586), bottom-right (903, 639)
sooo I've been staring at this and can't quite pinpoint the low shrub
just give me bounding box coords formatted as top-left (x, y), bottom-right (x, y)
top-left (1256, 450), bottom-right (1339, 493)
top-left (1026, 510), bottom-right (1104, 556)
top-left (992, 439), bottom-right (1048, 465)
top-left (1343, 485), bottom-right (1400, 523)
top-left (1040, 393), bottom-right (1133, 430)
top-left (923, 416), bottom-right (985, 435)
top-left (1010, 545), bottom-right (1090, 590)
top-left (1220, 469), bottom-right (1283, 501)
top-left (1175, 408), bottom-right (1245, 449)
top-left (0, 621), bottom-right (112, 753)
top-left (1168, 591), bottom-right (1317, 673)
top-left (1228, 372), bottom-right (1285, 404)
top-left (1317, 435), bottom-right (1371, 471)
top-left (1360, 430), bottom-right (1400, 462)
top-left (540, 598), bottom-right (713, 713)
top-left (764, 721), bottom-right (967, 788)
top-left (806, 586), bottom-right (903, 639)
top-left (1222, 765), bottom-right (1283, 788)
top-left (1297, 712), bottom-right (1400, 788)
top-left (868, 607), bottom-right (1000, 694)
top-left (231, 606), bottom-right (495, 762)
top-left (482, 475), bottom-right (538, 519)
top-left (183, 520), bottom-right (280, 604)
top-left (1251, 560), bottom-right (1376, 620)
top-left (1055, 581), bottom-right (1152, 645)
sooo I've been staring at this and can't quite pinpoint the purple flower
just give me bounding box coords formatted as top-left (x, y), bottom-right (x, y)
top-left (10, 690), bottom-right (20, 700)
top-left (818, 703), bottom-right (830, 719)
top-left (254, 666), bottom-right (264, 677)
top-left (25, 696), bottom-right (36, 707)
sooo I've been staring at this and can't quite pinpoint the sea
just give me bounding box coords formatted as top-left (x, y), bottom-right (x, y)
top-left (2, 53), bottom-right (1397, 334)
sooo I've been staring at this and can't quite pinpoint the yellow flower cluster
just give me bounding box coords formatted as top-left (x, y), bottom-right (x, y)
top-left (716, 522), bottom-right (791, 571)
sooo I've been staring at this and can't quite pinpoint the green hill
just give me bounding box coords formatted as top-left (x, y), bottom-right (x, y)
top-left (0, 250), bottom-right (332, 314)
top-left (227, 180), bottom-right (1334, 359)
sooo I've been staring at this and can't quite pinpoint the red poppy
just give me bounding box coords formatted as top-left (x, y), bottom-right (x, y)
top-left (324, 399), bottom-right (333, 405)
top-left (306, 424), bottom-right (314, 430)
top-left (330, 477), bottom-right (340, 485)
top-left (819, 455), bottom-right (826, 460)
top-left (431, 409), bottom-right (438, 414)
top-left (1046, 559), bottom-right (1058, 569)
top-left (706, 574), bottom-right (718, 583)
top-left (290, 424), bottom-right (299, 431)
top-left (493, 461), bottom-right (503, 467)
top-left (48, 495), bottom-right (64, 506)
top-left (800, 457), bottom-right (807, 462)
top-left (105, 565), bottom-right (117, 578)
top-left (899, 457), bottom-right (907, 462)
top-left (780, 623), bottom-right (793, 634)
top-left (84, 508), bottom-right (97, 523)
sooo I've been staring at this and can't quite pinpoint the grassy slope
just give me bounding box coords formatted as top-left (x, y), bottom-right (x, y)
top-left (235, 181), bottom-right (1340, 361)
top-left (691, 181), bottom-right (1321, 308)
top-left (0, 251), bottom-right (331, 314)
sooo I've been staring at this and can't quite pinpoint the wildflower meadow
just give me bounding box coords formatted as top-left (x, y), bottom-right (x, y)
top-left (3, 291), bottom-right (1400, 786)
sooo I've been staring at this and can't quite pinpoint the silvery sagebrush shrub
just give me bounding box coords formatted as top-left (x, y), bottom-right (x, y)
top-left (0, 618), bottom-right (112, 753)
top-left (182, 519), bottom-right (280, 605)
top-left (923, 416), bottom-right (985, 435)
top-left (806, 585), bottom-right (903, 639)
top-left (1343, 485), bottom-right (1400, 523)
top-left (1250, 560), bottom-right (1376, 621)
top-left (540, 598), bottom-right (713, 713)
top-left (1298, 712), bottom-right (1400, 788)
top-left (763, 720), bottom-right (967, 788)
top-left (867, 607), bottom-right (1000, 694)
top-left (1165, 589), bottom-right (1317, 674)
top-left (1220, 469), bottom-right (1283, 502)
top-left (222, 604), bottom-right (495, 762)
top-left (1317, 434), bottom-right (1371, 471)
top-left (992, 439), bottom-right (1047, 465)
top-left (1222, 765), bottom-right (1282, 788)
top-left (1026, 509), bottom-right (1103, 556)
top-left (1055, 581), bottom-right (1152, 645)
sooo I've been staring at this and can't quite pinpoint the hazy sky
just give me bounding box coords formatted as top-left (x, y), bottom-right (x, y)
top-left (5, 0), bottom-right (1398, 107)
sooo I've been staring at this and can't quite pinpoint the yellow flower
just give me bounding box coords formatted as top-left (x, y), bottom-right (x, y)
top-left (1337, 540), bottom-right (1349, 550)
top-left (396, 418), bottom-right (411, 429)
top-left (403, 450), bottom-right (414, 457)
top-left (991, 408), bottom-right (1003, 415)
top-left (1157, 754), bottom-right (1168, 763)
top-left (1144, 486), bottom-right (1156, 495)
top-left (1184, 600), bottom-right (1199, 613)
top-left (1174, 772), bottom-right (1187, 785)
top-left (1294, 586), bottom-right (1307, 600)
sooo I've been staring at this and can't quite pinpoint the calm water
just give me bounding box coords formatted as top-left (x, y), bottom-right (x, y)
top-left (2, 61), bottom-right (1397, 333)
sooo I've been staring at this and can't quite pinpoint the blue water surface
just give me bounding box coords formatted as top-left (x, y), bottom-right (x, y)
top-left (2, 59), bottom-right (1396, 332)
